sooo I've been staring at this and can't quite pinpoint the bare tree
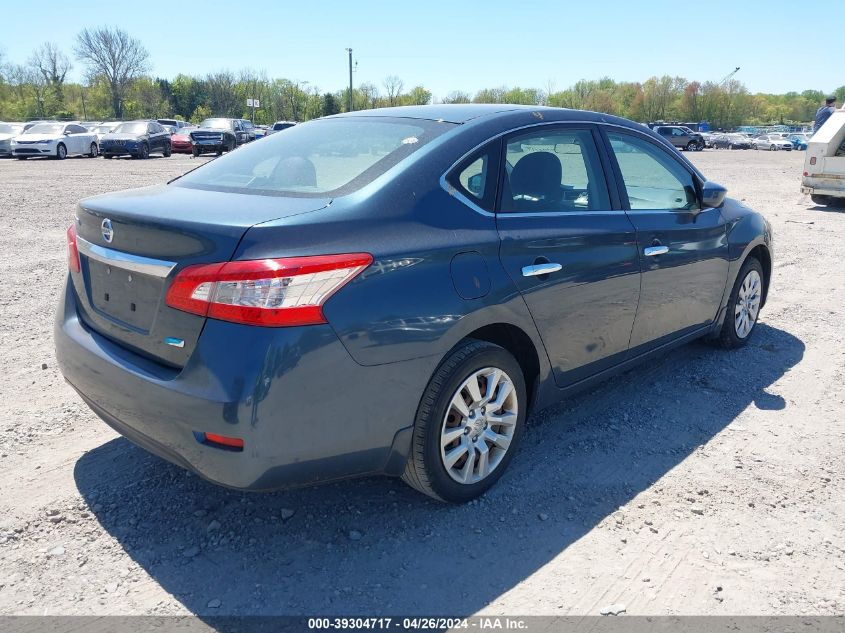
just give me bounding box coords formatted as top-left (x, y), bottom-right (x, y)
top-left (383, 75), bottom-right (404, 107)
top-left (74, 26), bottom-right (150, 117)
top-left (442, 90), bottom-right (471, 104)
top-left (29, 42), bottom-right (71, 107)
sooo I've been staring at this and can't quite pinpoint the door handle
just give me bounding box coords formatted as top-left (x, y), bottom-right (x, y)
top-left (644, 245), bottom-right (669, 257)
top-left (522, 262), bottom-right (563, 277)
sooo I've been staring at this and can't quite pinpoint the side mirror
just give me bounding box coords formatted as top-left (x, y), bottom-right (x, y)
top-left (64, 130), bottom-right (72, 135)
top-left (701, 180), bottom-right (728, 208)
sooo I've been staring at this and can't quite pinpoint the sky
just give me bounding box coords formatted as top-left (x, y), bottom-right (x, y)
top-left (3, 0), bottom-right (842, 100)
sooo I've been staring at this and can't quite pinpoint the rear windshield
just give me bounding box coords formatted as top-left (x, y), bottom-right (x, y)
top-left (174, 117), bottom-right (455, 197)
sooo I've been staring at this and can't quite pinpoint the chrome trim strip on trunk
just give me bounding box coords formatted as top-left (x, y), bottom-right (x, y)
top-left (76, 236), bottom-right (176, 279)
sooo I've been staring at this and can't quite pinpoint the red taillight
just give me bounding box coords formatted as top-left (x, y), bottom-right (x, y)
top-left (165, 253), bottom-right (373, 327)
top-left (203, 432), bottom-right (244, 450)
top-left (67, 224), bottom-right (80, 273)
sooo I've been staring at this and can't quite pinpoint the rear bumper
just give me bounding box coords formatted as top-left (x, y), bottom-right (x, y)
top-left (802, 185), bottom-right (845, 198)
top-left (55, 277), bottom-right (431, 490)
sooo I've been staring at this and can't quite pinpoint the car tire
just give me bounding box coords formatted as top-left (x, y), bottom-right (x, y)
top-left (686, 141), bottom-right (698, 152)
top-left (715, 257), bottom-right (764, 349)
top-left (103, 154), bottom-right (112, 159)
top-left (88, 143), bottom-right (98, 158)
top-left (192, 147), bottom-right (200, 158)
top-left (769, 145), bottom-right (777, 151)
top-left (139, 143), bottom-right (149, 159)
top-left (402, 339), bottom-right (527, 503)
top-left (163, 143), bottom-right (172, 157)
top-left (56, 143), bottom-right (67, 160)
top-left (810, 194), bottom-right (831, 206)
top-left (16, 156), bottom-right (27, 160)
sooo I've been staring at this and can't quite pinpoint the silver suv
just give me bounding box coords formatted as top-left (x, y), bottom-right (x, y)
top-left (654, 125), bottom-right (705, 151)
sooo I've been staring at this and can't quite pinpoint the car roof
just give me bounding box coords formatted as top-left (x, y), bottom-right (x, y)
top-left (329, 104), bottom-right (650, 129)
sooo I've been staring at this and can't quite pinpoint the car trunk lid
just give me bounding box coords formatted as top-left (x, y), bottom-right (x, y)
top-left (71, 184), bottom-right (330, 367)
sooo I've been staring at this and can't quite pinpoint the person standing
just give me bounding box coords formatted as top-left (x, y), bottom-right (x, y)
top-left (814, 96), bottom-right (837, 133)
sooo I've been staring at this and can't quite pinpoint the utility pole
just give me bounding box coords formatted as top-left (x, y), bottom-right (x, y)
top-left (346, 48), bottom-right (354, 111)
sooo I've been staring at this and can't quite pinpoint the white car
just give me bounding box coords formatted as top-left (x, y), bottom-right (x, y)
top-left (90, 122), bottom-right (121, 144)
top-left (12, 122), bottom-right (99, 160)
top-left (0, 122), bottom-right (25, 156)
top-left (753, 134), bottom-right (793, 151)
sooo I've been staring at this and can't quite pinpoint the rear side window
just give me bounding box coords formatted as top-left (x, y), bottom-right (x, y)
top-left (606, 131), bottom-right (699, 211)
top-left (176, 117), bottom-right (455, 197)
top-left (500, 128), bottom-right (610, 212)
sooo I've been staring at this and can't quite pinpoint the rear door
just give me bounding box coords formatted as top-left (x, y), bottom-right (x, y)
top-left (494, 124), bottom-right (641, 387)
top-left (67, 124), bottom-right (88, 154)
top-left (603, 128), bottom-right (730, 355)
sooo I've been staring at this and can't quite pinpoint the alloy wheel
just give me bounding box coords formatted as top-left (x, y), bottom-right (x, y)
top-left (734, 270), bottom-right (761, 338)
top-left (440, 367), bottom-right (518, 484)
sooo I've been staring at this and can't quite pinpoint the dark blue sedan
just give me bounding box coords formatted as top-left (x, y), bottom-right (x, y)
top-left (55, 105), bottom-right (773, 502)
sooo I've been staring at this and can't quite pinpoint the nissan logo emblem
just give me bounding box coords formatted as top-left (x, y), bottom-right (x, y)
top-left (101, 218), bottom-right (114, 243)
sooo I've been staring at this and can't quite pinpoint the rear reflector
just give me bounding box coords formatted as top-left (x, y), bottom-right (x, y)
top-left (165, 253), bottom-right (373, 327)
top-left (202, 432), bottom-right (244, 451)
top-left (67, 224), bottom-right (80, 273)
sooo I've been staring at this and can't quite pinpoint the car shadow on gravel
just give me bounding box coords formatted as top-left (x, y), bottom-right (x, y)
top-left (73, 322), bottom-right (803, 616)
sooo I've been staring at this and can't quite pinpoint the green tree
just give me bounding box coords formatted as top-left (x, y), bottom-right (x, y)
top-left (322, 92), bottom-right (340, 116)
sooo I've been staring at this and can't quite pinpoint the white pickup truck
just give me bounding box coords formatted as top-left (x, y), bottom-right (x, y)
top-left (802, 110), bottom-right (845, 207)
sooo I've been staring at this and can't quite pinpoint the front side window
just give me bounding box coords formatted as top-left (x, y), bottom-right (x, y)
top-left (500, 128), bottom-right (610, 212)
top-left (606, 131), bottom-right (699, 211)
top-left (176, 117), bottom-right (455, 197)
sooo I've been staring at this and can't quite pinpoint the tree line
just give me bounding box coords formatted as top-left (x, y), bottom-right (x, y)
top-left (1, 26), bottom-right (843, 129)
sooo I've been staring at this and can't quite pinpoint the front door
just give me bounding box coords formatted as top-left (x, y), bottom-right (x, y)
top-left (495, 125), bottom-right (641, 387)
top-left (604, 129), bottom-right (730, 354)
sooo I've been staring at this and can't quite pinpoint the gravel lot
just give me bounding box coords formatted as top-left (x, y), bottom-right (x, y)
top-left (0, 149), bottom-right (843, 617)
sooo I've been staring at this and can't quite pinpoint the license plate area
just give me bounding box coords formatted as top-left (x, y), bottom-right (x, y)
top-left (87, 260), bottom-right (162, 332)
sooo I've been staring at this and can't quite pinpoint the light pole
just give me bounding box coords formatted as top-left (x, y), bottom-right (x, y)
top-left (346, 48), bottom-right (354, 111)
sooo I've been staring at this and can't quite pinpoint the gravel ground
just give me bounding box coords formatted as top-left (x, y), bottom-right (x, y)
top-left (0, 149), bottom-right (843, 617)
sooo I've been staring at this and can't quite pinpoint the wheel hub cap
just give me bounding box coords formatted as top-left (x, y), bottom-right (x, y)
top-left (734, 269), bottom-right (762, 339)
top-left (440, 367), bottom-right (518, 485)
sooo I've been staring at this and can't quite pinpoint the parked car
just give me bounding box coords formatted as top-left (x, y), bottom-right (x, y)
top-left (91, 122), bottom-right (121, 144)
top-left (99, 120), bottom-right (172, 159)
top-left (56, 105), bottom-right (772, 502)
top-left (788, 133), bottom-right (810, 150)
top-left (653, 125), bottom-right (705, 151)
top-left (0, 122), bottom-right (25, 156)
top-left (267, 120), bottom-right (296, 135)
top-left (253, 125), bottom-right (269, 139)
top-left (753, 134), bottom-right (793, 151)
top-left (170, 127), bottom-right (197, 154)
top-left (713, 134), bottom-right (752, 150)
top-left (12, 122), bottom-right (98, 159)
top-left (699, 132), bottom-right (715, 148)
top-left (238, 119), bottom-right (257, 142)
top-left (189, 118), bottom-right (243, 156)
top-left (801, 109), bottom-right (845, 206)
top-left (157, 119), bottom-right (189, 132)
